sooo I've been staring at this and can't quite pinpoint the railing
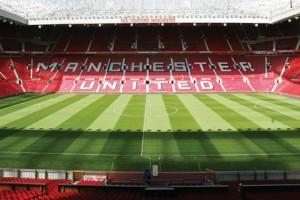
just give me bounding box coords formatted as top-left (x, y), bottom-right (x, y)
top-left (1, 49), bottom-right (300, 57)
top-left (1, 168), bottom-right (300, 183)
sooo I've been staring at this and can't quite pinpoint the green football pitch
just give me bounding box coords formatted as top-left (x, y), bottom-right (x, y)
top-left (0, 93), bottom-right (300, 171)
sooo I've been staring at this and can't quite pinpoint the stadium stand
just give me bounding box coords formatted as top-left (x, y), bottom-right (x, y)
top-left (1, 175), bottom-right (300, 200)
top-left (0, 54), bottom-right (299, 95)
top-left (0, 21), bottom-right (299, 97)
top-left (1, 0), bottom-right (300, 199)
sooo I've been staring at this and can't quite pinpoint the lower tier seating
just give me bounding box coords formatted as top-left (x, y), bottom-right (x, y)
top-left (0, 55), bottom-right (299, 97)
top-left (1, 177), bottom-right (300, 200)
top-left (0, 190), bottom-right (41, 200)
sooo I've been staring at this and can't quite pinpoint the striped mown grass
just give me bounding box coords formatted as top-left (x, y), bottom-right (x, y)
top-left (0, 93), bottom-right (299, 171)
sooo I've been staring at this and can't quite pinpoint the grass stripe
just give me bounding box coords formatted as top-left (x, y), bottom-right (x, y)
top-left (102, 95), bottom-right (146, 157)
top-left (228, 94), bottom-right (300, 129)
top-left (0, 95), bottom-right (88, 151)
top-left (4, 150), bottom-right (300, 158)
top-left (64, 133), bottom-right (111, 154)
top-left (200, 94), bottom-right (260, 130)
top-left (143, 95), bottom-right (174, 156)
top-left (210, 94), bottom-right (287, 130)
top-left (145, 132), bottom-right (222, 159)
top-left (0, 93), bottom-right (60, 117)
top-left (64, 95), bottom-right (140, 154)
top-left (141, 132), bottom-right (267, 157)
top-left (207, 133), bottom-right (267, 155)
top-left (279, 132), bottom-right (300, 151)
top-left (3, 95), bottom-right (86, 129)
top-left (99, 132), bottom-right (144, 155)
top-left (88, 95), bottom-right (132, 131)
top-left (114, 95), bottom-right (146, 131)
top-left (252, 93), bottom-right (300, 111)
top-left (264, 93), bottom-right (300, 106)
top-left (192, 94), bottom-right (297, 156)
top-left (162, 95), bottom-right (200, 131)
top-left (241, 132), bottom-right (300, 155)
top-left (0, 151), bottom-right (299, 171)
top-left (0, 148), bottom-right (115, 170)
top-left (2, 131), bottom-right (300, 171)
top-left (201, 94), bottom-right (291, 156)
top-left (143, 94), bottom-right (172, 132)
top-left (0, 94), bottom-right (41, 109)
top-left (179, 94), bottom-right (235, 131)
top-left (60, 95), bottom-right (122, 154)
top-left (0, 131), bottom-right (46, 152)
top-left (0, 95), bottom-right (87, 150)
top-left (239, 94), bottom-right (300, 121)
top-left (27, 94), bottom-right (104, 130)
top-left (142, 133), bottom-right (182, 156)
top-left (0, 94), bottom-right (73, 127)
top-left (57, 95), bottom-right (118, 130)
top-left (0, 93), bottom-right (300, 171)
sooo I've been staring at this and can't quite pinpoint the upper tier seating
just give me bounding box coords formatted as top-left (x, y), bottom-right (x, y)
top-left (1, 22), bottom-right (299, 53)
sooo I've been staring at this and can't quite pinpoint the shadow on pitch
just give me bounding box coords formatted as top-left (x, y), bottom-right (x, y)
top-left (0, 128), bottom-right (299, 171)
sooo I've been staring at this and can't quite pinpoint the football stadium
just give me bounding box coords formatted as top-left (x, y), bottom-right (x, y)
top-left (0, 0), bottom-right (300, 199)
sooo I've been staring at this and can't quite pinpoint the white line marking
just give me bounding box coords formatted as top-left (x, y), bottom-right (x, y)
top-left (1, 151), bottom-right (300, 158)
top-left (141, 132), bottom-right (145, 157)
top-left (141, 98), bottom-right (147, 156)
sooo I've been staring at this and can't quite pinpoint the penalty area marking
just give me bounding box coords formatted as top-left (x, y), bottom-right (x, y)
top-left (1, 151), bottom-right (300, 158)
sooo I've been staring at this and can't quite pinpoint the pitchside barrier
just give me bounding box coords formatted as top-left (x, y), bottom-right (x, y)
top-left (1, 168), bottom-right (300, 183)
top-left (0, 169), bottom-right (70, 180)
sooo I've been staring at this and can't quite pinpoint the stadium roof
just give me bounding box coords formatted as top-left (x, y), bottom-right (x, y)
top-left (0, 0), bottom-right (300, 26)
